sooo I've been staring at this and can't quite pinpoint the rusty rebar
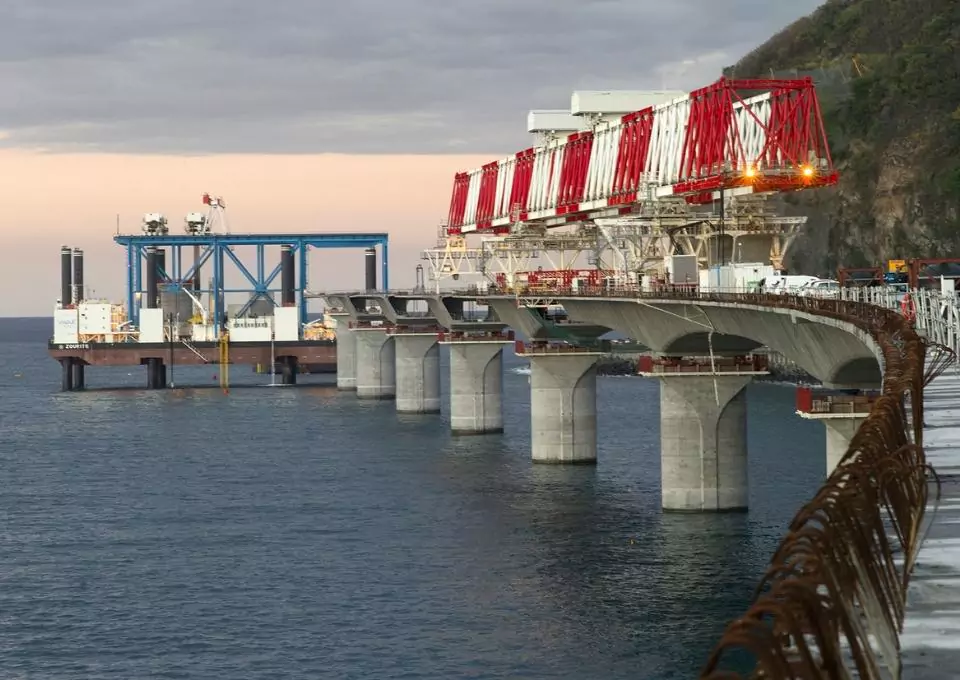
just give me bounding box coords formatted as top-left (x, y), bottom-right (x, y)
top-left (499, 285), bottom-right (951, 676)
top-left (681, 293), bottom-right (948, 679)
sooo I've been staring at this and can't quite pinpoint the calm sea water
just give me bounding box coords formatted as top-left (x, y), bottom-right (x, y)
top-left (0, 317), bottom-right (823, 679)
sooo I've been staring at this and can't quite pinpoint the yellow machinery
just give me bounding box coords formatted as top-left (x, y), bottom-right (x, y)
top-left (218, 331), bottom-right (230, 393)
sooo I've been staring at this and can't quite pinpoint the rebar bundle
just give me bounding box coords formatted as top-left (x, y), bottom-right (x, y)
top-left (686, 294), bottom-right (951, 678)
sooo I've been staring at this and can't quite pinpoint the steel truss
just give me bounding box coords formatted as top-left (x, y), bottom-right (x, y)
top-left (116, 233), bottom-right (389, 328)
top-left (421, 195), bottom-right (805, 291)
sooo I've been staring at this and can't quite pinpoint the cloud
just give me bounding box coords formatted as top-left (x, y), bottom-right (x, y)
top-left (0, 0), bottom-right (824, 155)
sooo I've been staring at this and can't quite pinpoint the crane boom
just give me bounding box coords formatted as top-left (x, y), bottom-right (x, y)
top-left (447, 77), bottom-right (837, 235)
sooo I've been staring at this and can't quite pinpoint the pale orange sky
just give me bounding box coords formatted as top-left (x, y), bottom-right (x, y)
top-left (0, 151), bottom-right (493, 316)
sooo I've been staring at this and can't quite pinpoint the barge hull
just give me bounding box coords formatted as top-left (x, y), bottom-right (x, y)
top-left (48, 340), bottom-right (337, 369)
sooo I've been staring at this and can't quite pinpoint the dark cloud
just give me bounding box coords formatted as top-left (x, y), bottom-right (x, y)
top-left (0, 0), bottom-right (823, 154)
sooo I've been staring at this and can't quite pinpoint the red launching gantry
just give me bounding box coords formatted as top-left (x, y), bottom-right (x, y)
top-left (446, 77), bottom-right (837, 235)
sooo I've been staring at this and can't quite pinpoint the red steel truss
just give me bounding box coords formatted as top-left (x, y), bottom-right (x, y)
top-left (447, 77), bottom-right (837, 235)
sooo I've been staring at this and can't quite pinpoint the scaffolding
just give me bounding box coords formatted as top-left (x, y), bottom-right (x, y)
top-left (421, 195), bottom-right (806, 291)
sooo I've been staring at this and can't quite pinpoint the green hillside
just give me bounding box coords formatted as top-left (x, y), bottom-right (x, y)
top-left (726, 0), bottom-right (960, 274)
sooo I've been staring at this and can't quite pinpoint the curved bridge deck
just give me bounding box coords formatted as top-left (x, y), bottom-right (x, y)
top-left (902, 366), bottom-right (960, 677)
top-left (316, 284), bottom-right (957, 675)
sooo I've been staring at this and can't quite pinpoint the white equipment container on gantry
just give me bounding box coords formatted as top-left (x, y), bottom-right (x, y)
top-left (142, 213), bottom-right (169, 235)
top-left (184, 211), bottom-right (208, 234)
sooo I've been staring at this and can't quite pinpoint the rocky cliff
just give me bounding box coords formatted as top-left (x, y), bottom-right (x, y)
top-left (727, 0), bottom-right (960, 276)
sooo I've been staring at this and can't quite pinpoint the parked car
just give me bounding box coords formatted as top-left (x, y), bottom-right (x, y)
top-left (798, 278), bottom-right (841, 298)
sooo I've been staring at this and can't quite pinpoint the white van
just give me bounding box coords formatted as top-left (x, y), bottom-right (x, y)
top-left (764, 274), bottom-right (819, 295)
top-left (797, 278), bottom-right (841, 298)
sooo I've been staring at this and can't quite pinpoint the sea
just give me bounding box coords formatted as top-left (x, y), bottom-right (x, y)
top-left (0, 317), bottom-right (824, 679)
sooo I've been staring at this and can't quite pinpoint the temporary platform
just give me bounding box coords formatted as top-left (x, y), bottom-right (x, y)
top-left (49, 198), bottom-right (389, 391)
top-left (115, 232), bottom-right (388, 328)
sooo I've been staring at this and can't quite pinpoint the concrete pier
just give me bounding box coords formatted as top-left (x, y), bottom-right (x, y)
top-left (656, 373), bottom-right (752, 511)
top-left (639, 357), bottom-right (768, 511)
top-left (392, 333), bottom-right (441, 413)
top-left (823, 418), bottom-right (866, 474)
top-left (330, 314), bottom-right (357, 390)
top-left (794, 387), bottom-right (877, 476)
top-left (520, 346), bottom-right (601, 464)
top-left (354, 327), bottom-right (396, 399)
top-left (443, 337), bottom-right (509, 434)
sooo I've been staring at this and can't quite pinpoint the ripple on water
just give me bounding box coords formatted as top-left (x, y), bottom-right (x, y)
top-left (0, 320), bottom-right (823, 679)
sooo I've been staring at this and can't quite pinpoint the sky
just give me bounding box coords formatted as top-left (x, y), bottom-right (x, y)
top-left (0, 0), bottom-right (824, 316)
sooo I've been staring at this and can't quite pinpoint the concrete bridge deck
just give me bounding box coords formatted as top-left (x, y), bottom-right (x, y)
top-left (319, 289), bottom-right (884, 388)
top-left (314, 290), bottom-right (615, 344)
top-left (313, 285), bottom-right (957, 673)
top-left (902, 366), bottom-right (960, 677)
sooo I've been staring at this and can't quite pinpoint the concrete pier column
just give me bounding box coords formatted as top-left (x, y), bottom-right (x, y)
top-left (443, 339), bottom-right (508, 435)
top-left (648, 372), bottom-right (756, 512)
top-left (354, 327), bottom-right (396, 399)
top-left (521, 348), bottom-right (602, 464)
top-left (71, 361), bottom-right (85, 390)
top-left (331, 314), bottom-right (356, 390)
top-left (61, 358), bottom-right (74, 391)
top-left (392, 333), bottom-right (440, 413)
top-left (823, 418), bottom-right (866, 474)
top-left (794, 387), bottom-right (878, 477)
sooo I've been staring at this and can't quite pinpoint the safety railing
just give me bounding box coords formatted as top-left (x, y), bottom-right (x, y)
top-left (347, 320), bottom-right (389, 329)
top-left (637, 354), bottom-right (769, 374)
top-left (795, 387), bottom-right (881, 415)
top-left (387, 324), bottom-right (448, 335)
top-left (436, 330), bottom-right (515, 343)
top-left (841, 286), bottom-right (960, 358)
top-left (494, 284), bottom-right (954, 677)
top-left (698, 321), bottom-right (951, 678)
top-left (514, 340), bottom-right (601, 355)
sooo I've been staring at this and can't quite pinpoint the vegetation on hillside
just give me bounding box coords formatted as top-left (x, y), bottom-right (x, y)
top-left (725, 0), bottom-right (960, 274)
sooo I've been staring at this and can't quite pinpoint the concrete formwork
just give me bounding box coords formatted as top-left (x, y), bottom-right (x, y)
top-left (393, 333), bottom-right (441, 413)
top-left (354, 328), bottom-right (396, 399)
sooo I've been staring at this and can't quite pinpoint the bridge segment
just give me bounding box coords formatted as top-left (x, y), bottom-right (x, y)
top-left (322, 285), bottom-right (951, 672)
top-left (494, 292), bottom-right (884, 511)
top-left (316, 291), bottom-right (515, 430)
top-left (317, 290), bottom-right (616, 429)
top-left (320, 288), bottom-right (886, 512)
